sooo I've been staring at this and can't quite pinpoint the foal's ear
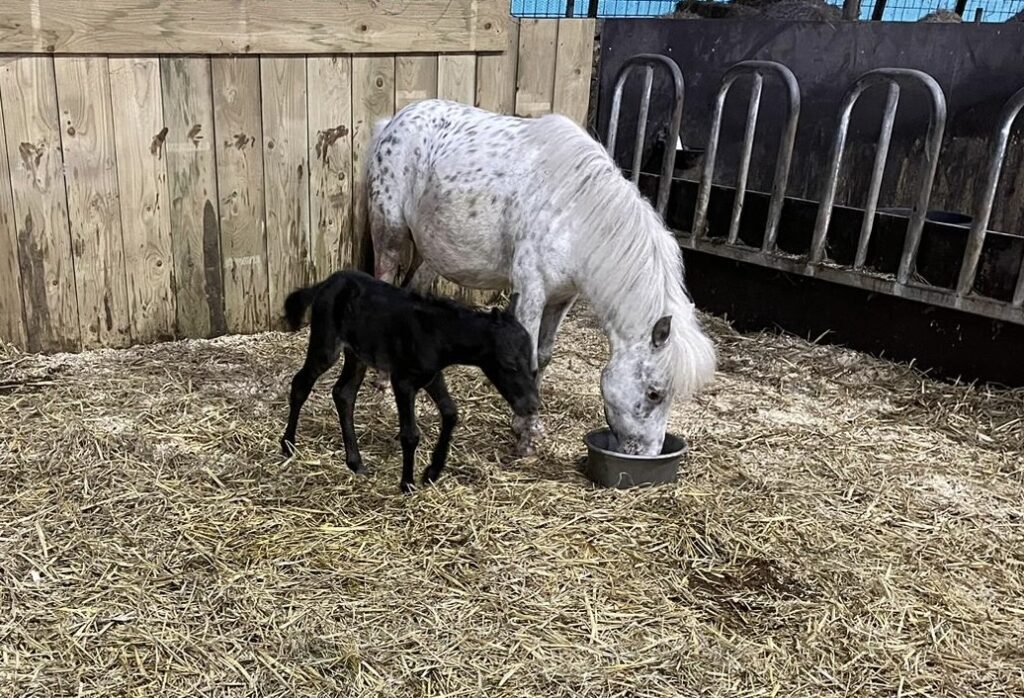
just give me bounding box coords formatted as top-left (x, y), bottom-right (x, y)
top-left (505, 293), bottom-right (521, 317)
top-left (651, 315), bottom-right (672, 349)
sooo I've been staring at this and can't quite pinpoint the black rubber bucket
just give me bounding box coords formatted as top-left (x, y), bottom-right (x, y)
top-left (582, 429), bottom-right (688, 489)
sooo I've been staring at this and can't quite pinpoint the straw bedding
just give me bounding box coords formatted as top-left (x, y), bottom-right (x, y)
top-left (1, 304), bottom-right (1022, 697)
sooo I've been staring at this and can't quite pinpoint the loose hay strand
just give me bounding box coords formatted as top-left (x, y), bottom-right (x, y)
top-left (1, 305), bottom-right (1023, 697)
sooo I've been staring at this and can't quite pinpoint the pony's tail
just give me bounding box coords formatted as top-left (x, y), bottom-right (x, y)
top-left (284, 281), bottom-right (325, 331)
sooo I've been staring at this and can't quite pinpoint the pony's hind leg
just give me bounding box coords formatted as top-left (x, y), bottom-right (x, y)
top-left (421, 373), bottom-right (459, 486)
top-left (282, 324), bottom-right (342, 456)
top-left (331, 349), bottom-right (369, 474)
top-left (368, 193), bottom-right (412, 392)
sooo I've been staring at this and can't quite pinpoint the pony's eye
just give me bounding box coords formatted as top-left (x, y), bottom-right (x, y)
top-left (647, 389), bottom-right (662, 403)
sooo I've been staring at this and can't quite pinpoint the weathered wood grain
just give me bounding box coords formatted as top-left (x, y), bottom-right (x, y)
top-left (308, 56), bottom-right (354, 280)
top-left (552, 19), bottom-right (595, 127)
top-left (351, 55), bottom-right (395, 271)
top-left (261, 57), bottom-right (311, 329)
top-left (212, 56), bottom-right (269, 334)
top-left (395, 55), bottom-right (438, 112)
top-left (161, 56), bottom-right (227, 339)
top-left (0, 0), bottom-right (507, 55)
top-left (53, 56), bottom-right (131, 349)
top-left (0, 85), bottom-right (25, 348)
top-left (476, 19), bottom-right (520, 114)
top-left (109, 57), bottom-right (176, 344)
top-left (0, 56), bottom-right (79, 352)
top-left (438, 54), bottom-right (477, 106)
top-left (515, 19), bottom-right (559, 118)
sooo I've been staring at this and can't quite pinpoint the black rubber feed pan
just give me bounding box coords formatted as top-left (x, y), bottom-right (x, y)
top-left (583, 429), bottom-right (688, 489)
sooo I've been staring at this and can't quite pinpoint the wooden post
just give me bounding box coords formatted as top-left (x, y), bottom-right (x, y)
top-left (587, 0), bottom-right (600, 18)
top-left (871, 0), bottom-right (887, 21)
top-left (974, 7), bottom-right (984, 21)
top-left (842, 0), bottom-right (861, 20)
top-left (954, 0), bottom-right (968, 16)
top-left (566, 0), bottom-right (576, 18)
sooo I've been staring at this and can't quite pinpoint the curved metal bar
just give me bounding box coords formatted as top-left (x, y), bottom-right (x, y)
top-left (691, 60), bottom-right (801, 249)
top-left (728, 72), bottom-right (763, 245)
top-left (953, 85), bottom-right (1024, 302)
top-left (605, 53), bottom-right (685, 217)
top-left (809, 68), bottom-right (946, 282)
top-left (855, 82), bottom-right (900, 270)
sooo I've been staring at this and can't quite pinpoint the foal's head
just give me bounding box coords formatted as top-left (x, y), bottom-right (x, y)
top-left (480, 294), bottom-right (540, 418)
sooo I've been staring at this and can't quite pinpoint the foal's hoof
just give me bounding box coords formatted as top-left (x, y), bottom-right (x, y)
top-left (281, 438), bottom-right (296, 457)
top-left (514, 439), bottom-right (536, 458)
top-left (347, 459), bottom-right (369, 476)
top-left (400, 480), bottom-right (416, 495)
top-left (421, 466), bottom-right (442, 486)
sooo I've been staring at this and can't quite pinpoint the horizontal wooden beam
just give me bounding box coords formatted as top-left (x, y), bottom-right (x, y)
top-left (0, 0), bottom-right (508, 55)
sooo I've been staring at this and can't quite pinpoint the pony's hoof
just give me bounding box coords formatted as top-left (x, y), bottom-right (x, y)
top-left (347, 459), bottom-right (369, 476)
top-left (400, 480), bottom-right (416, 495)
top-left (281, 438), bottom-right (296, 457)
top-left (421, 467), bottom-right (442, 485)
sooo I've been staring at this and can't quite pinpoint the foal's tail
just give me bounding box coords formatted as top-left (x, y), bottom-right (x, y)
top-left (284, 281), bottom-right (326, 331)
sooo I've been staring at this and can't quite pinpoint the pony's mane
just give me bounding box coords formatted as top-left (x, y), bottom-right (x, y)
top-left (524, 115), bottom-right (716, 399)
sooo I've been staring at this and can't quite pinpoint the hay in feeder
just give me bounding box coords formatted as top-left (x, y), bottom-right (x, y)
top-left (1, 304), bottom-right (1022, 697)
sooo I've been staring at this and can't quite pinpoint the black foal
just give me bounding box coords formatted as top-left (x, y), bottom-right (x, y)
top-left (281, 270), bottom-right (540, 493)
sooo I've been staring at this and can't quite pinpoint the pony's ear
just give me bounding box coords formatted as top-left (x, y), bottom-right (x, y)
top-left (651, 315), bottom-right (672, 349)
top-left (505, 293), bottom-right (520, 317)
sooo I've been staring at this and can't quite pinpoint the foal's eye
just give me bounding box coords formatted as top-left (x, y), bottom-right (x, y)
top-left (647, 389), bottom-right (663, 403)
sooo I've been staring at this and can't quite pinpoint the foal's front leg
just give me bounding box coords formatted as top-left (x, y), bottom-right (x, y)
top-left (391, 378), bottom-right (421, 494)
top-left (422, 373), bottom-right (459, 486)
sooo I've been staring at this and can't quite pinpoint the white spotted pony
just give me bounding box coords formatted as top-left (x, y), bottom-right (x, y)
top-left (367, 99), bottom-right (715, 456)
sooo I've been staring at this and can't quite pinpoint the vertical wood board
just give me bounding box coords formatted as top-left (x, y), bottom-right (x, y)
top-left (476, 19), bottom-right (520, 115)
top-left (0, 82), bottom-right (25, 347)
top-left (54, 56), bottom-right (132, 348)
top-left (261, 56), bottom-right (310, 328)
top-left (212, 56), bottom-right (269, 333)
top-left (552, 19), bottom-right (595, 127)
top-left (351, 55), bottom-right (395, 271)
top-left (515, 20), bottom-right (559, 118)
top-left (109, 57), bottom-right (176, 343)
top-left (395, 55), bottom-right (438, 112)
top-left (0, 56), bottom-right (79, 352)
top-left (161, 56), bottom-right (226, 339)
top-left (308, 55), bottom-right (354, 280)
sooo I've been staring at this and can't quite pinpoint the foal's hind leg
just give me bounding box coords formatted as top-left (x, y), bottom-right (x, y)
top-left (282, 326), bottom-right (342, 455)
top-left (331, 349), bottom-right (369, 474)
top-left (421, 373), bottom-right (459, 486)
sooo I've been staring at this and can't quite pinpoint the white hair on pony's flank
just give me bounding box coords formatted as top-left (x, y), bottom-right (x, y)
top-left (523, 114), bottom-right (717, 400)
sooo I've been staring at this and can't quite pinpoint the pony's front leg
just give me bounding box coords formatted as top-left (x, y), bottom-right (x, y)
top-left (510, 286), bottom-right (546, 458)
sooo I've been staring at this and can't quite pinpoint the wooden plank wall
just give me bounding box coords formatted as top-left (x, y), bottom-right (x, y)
top-left (0, 18), bottom-right (595, 352)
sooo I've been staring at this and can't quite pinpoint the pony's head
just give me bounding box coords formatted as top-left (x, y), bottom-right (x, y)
top-left (600, 316), bottom-right (676, 455)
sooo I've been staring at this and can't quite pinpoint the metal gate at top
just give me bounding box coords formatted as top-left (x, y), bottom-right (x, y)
top-left (604, 52), bottom-right (1024, 326)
